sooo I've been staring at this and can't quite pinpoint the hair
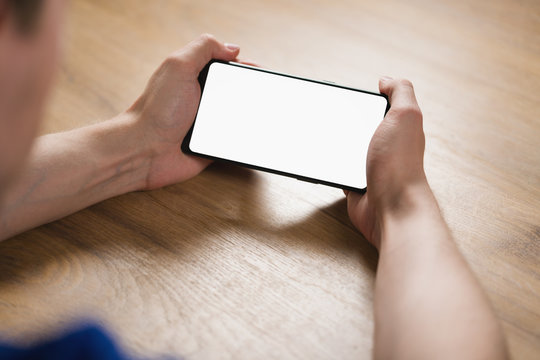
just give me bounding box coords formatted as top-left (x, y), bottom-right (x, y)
top-left (3, 0), bottom-right (44, 34)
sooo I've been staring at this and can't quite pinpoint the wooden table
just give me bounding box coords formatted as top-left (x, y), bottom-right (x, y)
top-left (0, 0), bottom-right (538, 359)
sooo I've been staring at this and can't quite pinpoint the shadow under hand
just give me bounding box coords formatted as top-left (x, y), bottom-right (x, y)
top-left (277, 197), bottom-right (378, 275)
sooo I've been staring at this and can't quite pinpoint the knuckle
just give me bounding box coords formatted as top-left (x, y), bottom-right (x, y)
top-left (165, 54), bottom-right (186, 67)
top-left (390, 104), bottom-right (423, 120)
top-left (198, 33), bottom-right (217, 45)
top-left (163, 54), bottom-right (194, 72)
top-left (396, 78), bottom-right (414, 89)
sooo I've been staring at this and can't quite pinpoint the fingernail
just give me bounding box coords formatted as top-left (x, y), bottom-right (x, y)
top-left (380, 76), bottom-right (393, 81)
top-left (225, 43), bottom-right (240, 51)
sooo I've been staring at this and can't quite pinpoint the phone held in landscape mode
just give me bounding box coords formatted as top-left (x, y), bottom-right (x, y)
top-left (182, 60), bottom-right (389, 193)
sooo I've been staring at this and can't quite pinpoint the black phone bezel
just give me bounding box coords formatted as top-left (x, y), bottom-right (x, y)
top-left (181, 60), bottom-right (389, 193)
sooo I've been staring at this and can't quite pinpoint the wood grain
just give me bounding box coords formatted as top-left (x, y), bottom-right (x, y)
top-left (0, 0), bottom-right (539, 359)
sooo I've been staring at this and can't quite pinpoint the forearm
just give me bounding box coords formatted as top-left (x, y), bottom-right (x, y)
top-left (0, 113), bottom-right (149, 240)
top-left (373, 183), bottom-right (508, 360)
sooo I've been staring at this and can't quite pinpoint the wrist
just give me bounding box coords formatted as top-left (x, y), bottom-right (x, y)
top-left (87, 112), bottom-right (152, 195)
top-left (379, 179), bottom-right (435, 219)
top-left (375, 180), bottom-right (440, 251)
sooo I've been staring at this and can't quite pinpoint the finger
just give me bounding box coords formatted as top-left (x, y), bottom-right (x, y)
top-left (379, 77), bottom-right (420, 111)
top-left (176, 34), bottom-right (240, 72)
top-left (346, 190), bottom-right (365, 202)
top-left (235, 58), bottom-right (263, 68)
top-left (346, 190), bottom-right (363, 211)
top-left (183, 154), bottom-right (213, 173)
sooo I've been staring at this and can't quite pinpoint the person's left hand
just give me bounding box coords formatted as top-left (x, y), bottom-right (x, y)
top-left (128, 34), bottom-right (240, 190)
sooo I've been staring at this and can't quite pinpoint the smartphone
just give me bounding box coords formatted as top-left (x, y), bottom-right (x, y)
top-left (182, 60), bottom-right (389, 192)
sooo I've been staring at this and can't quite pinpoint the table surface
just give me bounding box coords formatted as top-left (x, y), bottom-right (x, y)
top-left (0, 0), bottom-right (539, 359)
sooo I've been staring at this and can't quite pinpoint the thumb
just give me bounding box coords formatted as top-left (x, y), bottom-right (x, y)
top-left (175, 34), bottom-right (240, 73)
top-left (379, 76), bottom-right (420, 111)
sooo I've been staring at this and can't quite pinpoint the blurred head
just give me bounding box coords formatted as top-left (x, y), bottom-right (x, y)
top-left (0, 0), bottom-right (63, 198)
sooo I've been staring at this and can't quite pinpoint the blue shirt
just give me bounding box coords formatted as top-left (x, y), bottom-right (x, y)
top-left (0, 325), bottom-right (134, 360)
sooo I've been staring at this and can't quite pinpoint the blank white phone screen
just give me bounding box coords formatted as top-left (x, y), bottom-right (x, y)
top-left (189, 62), bottom-right (388, 189)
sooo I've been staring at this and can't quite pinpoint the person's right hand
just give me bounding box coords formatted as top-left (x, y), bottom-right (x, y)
top-left (346, 78), bottom-right (430, 249)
